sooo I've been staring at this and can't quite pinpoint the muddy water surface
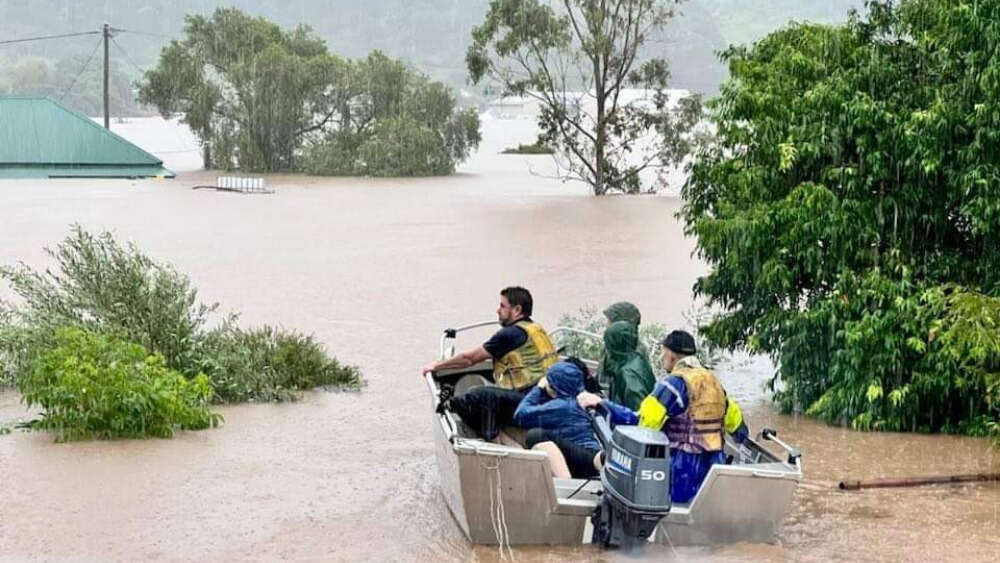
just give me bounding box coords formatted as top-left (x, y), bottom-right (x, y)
top-left (1, 119), bottom-right (998, 562)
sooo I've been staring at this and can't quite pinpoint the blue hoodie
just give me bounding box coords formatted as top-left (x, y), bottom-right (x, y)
top-left (514, 361), bottom-right (636, 452)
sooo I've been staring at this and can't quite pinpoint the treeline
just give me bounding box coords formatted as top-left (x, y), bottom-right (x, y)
top-left (0, 54), bottom-right (144, 117)
top-left (0, 0), bottom-right (867, 114)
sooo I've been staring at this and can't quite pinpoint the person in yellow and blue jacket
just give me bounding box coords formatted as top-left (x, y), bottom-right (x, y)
top-left (578, 330), bottom-right (748, 504)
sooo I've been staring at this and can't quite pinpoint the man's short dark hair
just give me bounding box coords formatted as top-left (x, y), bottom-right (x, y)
top-left (500, 286), bottom-right (533, 317)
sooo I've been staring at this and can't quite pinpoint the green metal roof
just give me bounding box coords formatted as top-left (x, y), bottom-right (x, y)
top-left (0, 97), bottom-right (173, 178)
top-left (0, 165), bottom-right (174, 179)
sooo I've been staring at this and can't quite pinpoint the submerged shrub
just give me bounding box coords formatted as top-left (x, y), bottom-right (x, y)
top-left (556, 306), bottom-right (607, 362)
top-left (20, 327), bottom-right (221, 441)
top-left (197, 323), bottom-right (363, 403)
top-left (501, 142), bottom-right (555, 155)
top-left (0, 225), bottom-right (215, 382)
top-left (0, 226), bottom-right (363, 407)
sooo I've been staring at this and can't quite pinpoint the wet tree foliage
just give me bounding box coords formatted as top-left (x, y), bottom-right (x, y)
top-left (137, 8), bottom-right (480, 175)
top-left (683, 0), bottom-right (1000, 439)
top-left (0, 226), bottom-right (364, 428)
top-left (300, 52), bottom-right (482, 177)
top-left (467, 0), bottom-right (702, 195)
top-left (20, 327), bottom-right (221, 442)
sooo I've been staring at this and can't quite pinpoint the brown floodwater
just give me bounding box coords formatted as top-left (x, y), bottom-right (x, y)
top-left (0, 118), bottom-right (997, 562)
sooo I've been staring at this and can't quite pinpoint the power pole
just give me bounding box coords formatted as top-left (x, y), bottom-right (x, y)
top-left (103, 23), bottom-right (110, 129)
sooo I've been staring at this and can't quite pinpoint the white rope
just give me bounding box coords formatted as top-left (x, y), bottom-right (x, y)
top-left (482, 455), bottom-right (515, 561)
top-left (485, 457), bottom-right (503, 554)
top-left (658, 523), bottom-right (681, 559)
top-left (495, 459), bottom-right (513, 561)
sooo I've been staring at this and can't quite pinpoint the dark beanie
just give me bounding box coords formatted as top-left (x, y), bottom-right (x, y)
top-left (662, 330), bottom-right (696, 355)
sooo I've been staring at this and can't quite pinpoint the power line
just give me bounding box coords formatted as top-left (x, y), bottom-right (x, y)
top-left (58, 37), bottom-right (104, 103)
top-left (0, 30), bottom-right (100, 46)
top-left (117, 29), bottom-right (173, 40)
top-left (111, 37), bottom-right (147, 75)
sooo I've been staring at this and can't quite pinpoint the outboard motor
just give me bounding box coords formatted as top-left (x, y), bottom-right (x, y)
top-left (589, 408), bottom-right (672, 548)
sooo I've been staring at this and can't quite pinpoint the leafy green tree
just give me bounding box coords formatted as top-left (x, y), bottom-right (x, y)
top-left (138, 8), bottom-right (479, 175)
top-left (303, 51), bottom-right (481, 176)
top-left (467, 0), bottom-right (701, 195)
top-left (682, 0), bottom-right (1000, 437)
top-left (138, 8), bottom-right (343, 171)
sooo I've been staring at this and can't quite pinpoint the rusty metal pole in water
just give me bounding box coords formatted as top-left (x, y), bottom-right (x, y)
top-left (839, 473), bottom-right (1000, 490)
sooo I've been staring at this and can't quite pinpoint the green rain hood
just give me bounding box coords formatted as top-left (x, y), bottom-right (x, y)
top-left (602, 320), bottom-right (656, 411)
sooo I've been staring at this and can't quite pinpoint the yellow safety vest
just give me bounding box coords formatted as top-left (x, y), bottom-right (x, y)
top-left (492, 320), bottom-right (558, 390)
top-left (666, 364), bottom-right (727, 453)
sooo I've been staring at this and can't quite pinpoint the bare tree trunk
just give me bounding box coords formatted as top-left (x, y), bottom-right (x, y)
top-left (594, 56), bottom-right (607, 195)
top-left (595, 118), bottom-right (606, 195)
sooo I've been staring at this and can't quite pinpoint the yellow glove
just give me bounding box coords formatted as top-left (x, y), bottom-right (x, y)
top-left (724, 399), bottom-right (744, 434)
top-left (638, 396), bottom-right (668, 431)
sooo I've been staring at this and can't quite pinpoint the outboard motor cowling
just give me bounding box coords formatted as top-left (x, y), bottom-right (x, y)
top-left (590, 409), bottom-right (672, 548)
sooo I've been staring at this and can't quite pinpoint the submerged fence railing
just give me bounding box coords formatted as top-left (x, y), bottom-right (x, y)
top-left (193, 176), bottom-right (274, 194)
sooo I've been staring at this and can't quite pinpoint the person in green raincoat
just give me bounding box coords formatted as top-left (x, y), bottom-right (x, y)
top-left (601, 320), bottom-right (656, 411)
top-left (602, 302), bottom-right (649, 355)
top-left (598, 302), bottom-right (649, 389)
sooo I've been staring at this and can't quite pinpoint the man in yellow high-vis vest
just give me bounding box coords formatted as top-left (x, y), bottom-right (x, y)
top-left (578, 330), bottom-right (748, 503)
top-left (423, 286), bottom-right (557, 442)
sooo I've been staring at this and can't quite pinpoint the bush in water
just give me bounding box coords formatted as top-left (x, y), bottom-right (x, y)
top-left (501, 143), bottom-right (555, 155)
top-left (681, 0), bottom-right (1000, 439)
top-left (555, 306), bottom-right (606, 364)
top-left (0, 226), bottom-right (364, 408)
top-left (19, 327), bottom-right (221, 441)
top-left (197, 322), bottom-right (363, 403)
top-left (0, 225), bottom-right (214, 384)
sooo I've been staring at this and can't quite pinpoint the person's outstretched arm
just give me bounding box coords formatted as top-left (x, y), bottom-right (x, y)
top-left (422, 346), bottom-right (490, 374)
top-left (576, 392), bottom-right (638, 425)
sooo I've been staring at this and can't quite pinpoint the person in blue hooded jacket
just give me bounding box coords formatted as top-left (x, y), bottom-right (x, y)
top-left (514, 359), bottom-right (636, 479)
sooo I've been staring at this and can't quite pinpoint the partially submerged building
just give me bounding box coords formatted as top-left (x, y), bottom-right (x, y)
top-left (0, 97), bottom-right (173, 179)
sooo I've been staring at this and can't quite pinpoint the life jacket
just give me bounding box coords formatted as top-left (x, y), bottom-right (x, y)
top-left (663, 361), bottom-right (726, 454)
top-left (492, 320), bottom-right (558, 390)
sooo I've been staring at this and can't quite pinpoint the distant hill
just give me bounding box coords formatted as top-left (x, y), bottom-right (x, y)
top-left (0, 0), bottom-right (866, 114)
